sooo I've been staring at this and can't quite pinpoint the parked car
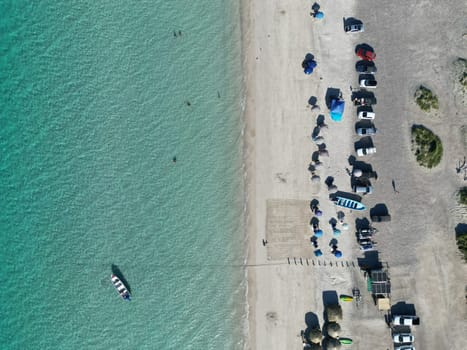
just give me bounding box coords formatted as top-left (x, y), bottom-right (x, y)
top-left (353, 185), bottom-right (373, 194)
top-left (358, 239), bottom-right (375, 251)
top-left (357, 111), bottom-right (375, 120)
top-left (359, 78), bottom-right (378, 88)
top-left (353, 95), bottom-right (377, 106)
top-left (356, 62), bottom-right (377, 73)
top-left (356, 125), bottom-right (377, 136)
top-left (356, 48), bottom-right (376, 61)
top-left (352, 168), bottom-right (378, 179)
top-left (395, 347), bottom-right (415, 350)
top-left (392, 315), bottom-right (420, 326)
top-left (393, 334), bottom-right (415, 344)
top-left (356, 147), bottom-right (376, 156)
top-left (344, 23), bottom-right (364, 33)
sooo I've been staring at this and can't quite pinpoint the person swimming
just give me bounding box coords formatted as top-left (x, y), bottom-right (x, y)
top-left (172, 156), bottom-right (177, 163)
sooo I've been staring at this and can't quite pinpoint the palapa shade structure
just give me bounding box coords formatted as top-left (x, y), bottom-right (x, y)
top-left (307, 328), bottom-right (322, 343)
top-left (325, 304), bottom-right (343, 322)
top-left (309, 342), bottom-right (322, 350)
top-left (324, 337), bottom-right (341, 350)
top-left (326, 322), bottom-right (341, 338)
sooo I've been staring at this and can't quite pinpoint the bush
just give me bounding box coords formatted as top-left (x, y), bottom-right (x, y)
top-left (456, 232), bottom-right (467, 261)
top-left (411, 125), bottom-right (443, 168)
top-left (414, 85), bottom-right (439, 111)
top-left (459, 187), bottom-right (467, 205)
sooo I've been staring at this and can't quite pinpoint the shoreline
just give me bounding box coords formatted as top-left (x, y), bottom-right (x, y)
top-left (239, 0), bottom-right (256, 347)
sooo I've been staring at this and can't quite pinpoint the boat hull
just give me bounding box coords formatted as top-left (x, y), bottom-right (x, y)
top-left (111, 274), bottom-right (131, 301)
top-left (334, 196), bottom-right (366, 211)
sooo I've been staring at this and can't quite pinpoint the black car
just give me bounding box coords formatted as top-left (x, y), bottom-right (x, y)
top-left (356, 62), bottom-right (377, 74)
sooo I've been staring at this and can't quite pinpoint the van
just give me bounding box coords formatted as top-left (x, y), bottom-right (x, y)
top-left (353, 185), bottom-right (373, 194)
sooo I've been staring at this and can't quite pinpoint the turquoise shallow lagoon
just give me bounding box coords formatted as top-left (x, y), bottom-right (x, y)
top-left (0, 1), bottom-right (246, 349)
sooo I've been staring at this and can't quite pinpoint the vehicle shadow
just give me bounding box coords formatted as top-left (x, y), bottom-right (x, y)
top-left (354, 136), bottom-right (374, 151)
top-left (325, 87), bottom-right (341, 109)
top-left (357, 250), bottom-right (382, 270)
top-left (343, 17), bottom-right (363, 27)
top-left (355, 217), bottom-right (372, 230)
top-left (330, 190), bottom-right (362, 202)
top-left (370, 203), bottom-right (390, 217)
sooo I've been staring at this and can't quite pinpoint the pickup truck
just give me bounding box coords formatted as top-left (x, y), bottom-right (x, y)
top-left (392, 315), bottom-right (420, 326)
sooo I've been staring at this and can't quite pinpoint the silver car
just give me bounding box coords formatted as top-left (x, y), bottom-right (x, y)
top-left (357, 126), bottom-right (377, 136)
top-left (393, 334), bottom-right (415, 344)
top-left (344, 23), bottom-right (364, 33)
top-left (356, 147), bottom-right (376, 156)
top-left (357, 111), bottom-right (375, 120)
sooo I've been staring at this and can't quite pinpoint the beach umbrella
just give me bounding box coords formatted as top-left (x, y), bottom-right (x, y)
top-left (308, 328), bottom-right (322, 343)
top-left (314, 11), bottom-right (324, 20)
top-left (316, 209), bottom-right (323, 216)
top-left (333, 229), bottom-right (341, 236)
top-left (353, 169), bottom-right (362, 177)
top-left (324, 337), bottom-right (341, 350)
top-left (326, 304), bottom-right (343, 322)
top-left (314, 249), bottom-right (323, 257)
top-left (333, 250), bottom-right (343, 258)
top-left (309, 342), bottom-right (323, 350)
top-left (342, 223), bottom-right (349, 230)
top-left (326, 322), bottom-right (341, 338)
top-left (314, 229), bottom-right (323, 237)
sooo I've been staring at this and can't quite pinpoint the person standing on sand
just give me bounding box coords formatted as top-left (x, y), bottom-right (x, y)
top-left (391, 179), bottom-right (399, 193)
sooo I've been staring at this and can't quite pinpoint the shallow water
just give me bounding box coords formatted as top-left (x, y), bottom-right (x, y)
top-left (0, 1), bottom-right (246, 348)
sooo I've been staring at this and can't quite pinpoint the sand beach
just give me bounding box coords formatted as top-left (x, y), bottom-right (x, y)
top-left (242, 0), bottom-right (467, 349)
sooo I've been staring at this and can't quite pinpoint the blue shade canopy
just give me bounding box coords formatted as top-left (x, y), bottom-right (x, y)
top-left (304, 60), bottom-right (317, 75)
top-left (314, 229), bottom-right (323, 237)
top-left (330, 98), bottom-right (345, 122)
top-left (315, 11), bottom-right (324, 19)
top-left (314, 249), bottom-right (323, 257)
top-left (334, 250), bottom-right (343, 258)
top-left (333, 229), bottom-right (341, 236)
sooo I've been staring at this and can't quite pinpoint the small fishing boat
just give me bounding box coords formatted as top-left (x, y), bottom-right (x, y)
top-left (111, 274), bottom-right (131, 301)
top-left (339, 338), bottom-right (353, 345)
top-left (334, 196), bottom-right (366, 211)
top-left (339, 295), bottom-right (354, 302)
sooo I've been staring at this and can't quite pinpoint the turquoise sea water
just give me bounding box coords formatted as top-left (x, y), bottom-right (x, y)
top-left (0, 1), bottom-right (246, 349)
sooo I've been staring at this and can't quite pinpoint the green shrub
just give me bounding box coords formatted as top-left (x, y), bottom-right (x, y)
top-left (411, 125), bottom-right (443, 168)
top-left (456, 232), bottom-right (467, 261)
top-left (414, 86), bottom-right (439, 111)
top-left (459, 187), bottom-right (467, 205)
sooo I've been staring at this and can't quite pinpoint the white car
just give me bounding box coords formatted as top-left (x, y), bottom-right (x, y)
top-left (357, 111), bottom-right (375, 120)
top-left (356, 147), bottom-right (376, 157)
top-left (359, 78), bottom-right (378, 88)
top-left (356, 126), bottom-right (377, 136)
top-left (393, 334), bottom-right (415, 344)
top-left (344, 23), bottom-right (364, 33)
top-left (395, 347), bottom-right (415, 350)
top-left (392, 316), bottom-right (420, 326)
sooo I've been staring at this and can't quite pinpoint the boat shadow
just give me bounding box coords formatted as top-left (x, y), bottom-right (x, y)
top-left (111, 264), bottom-right (132, 294)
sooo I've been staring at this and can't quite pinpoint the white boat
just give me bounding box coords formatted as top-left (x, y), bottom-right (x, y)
top-left (334, 196), bottom-right (366, 211)
top-left (111, 274), bottom-right (131, 301)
